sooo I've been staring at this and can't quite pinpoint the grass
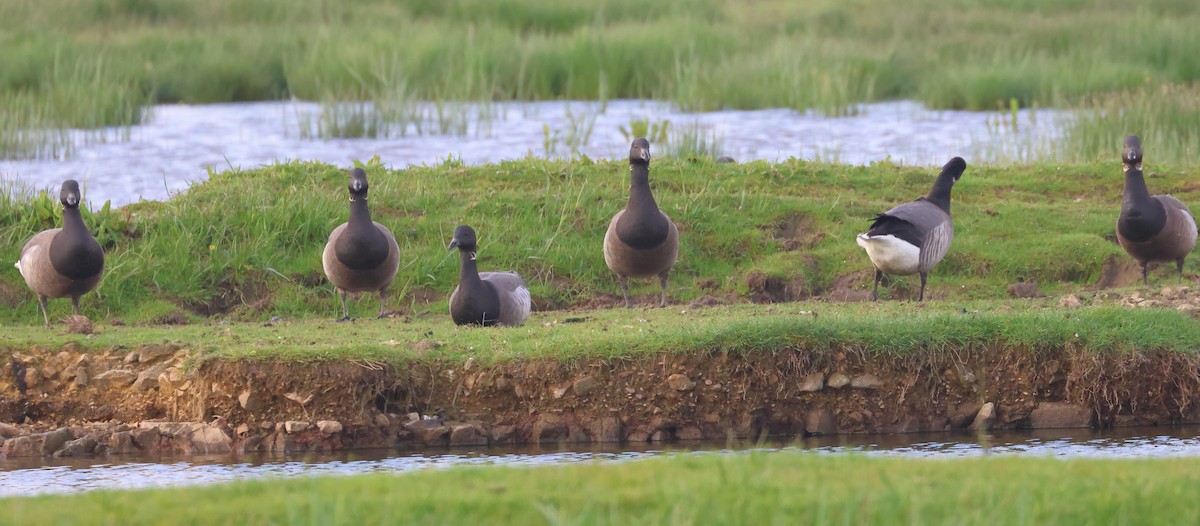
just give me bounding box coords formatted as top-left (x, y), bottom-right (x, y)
top-left (2, 301), bottom-right (1198, 365)
top-left (4, 452), bottom-right (1200, 524)
top-left (4, 0), bottom-right (1200, 156)
top-left (0, 157), bottom-right (1190, 327)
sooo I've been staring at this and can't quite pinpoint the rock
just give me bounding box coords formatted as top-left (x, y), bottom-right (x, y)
top-left (1059, 294), bottom-right (1082, 308)
top-left (850, 374), bottom-right (883, 390)
top-left (64, 315), bottom-right (94, 334)
top-left (136, 344), bottom-right (177, 364)
top-left (158, 367), bottom-right (186, 392)
top-left (551, 384), bottom-right (570, 399)
top-left (404, 420), bottom-right (449, 445)
top-left (133, 363), bottom-right (170, 390)
top-left (123, 351), bottom-right (139, 364)
top-left (949, 402), bottom-right (983, 429)
top-left (283, 421), bottom-right (310, 434)
top-left (588, 416), bottom-right (622, 443)
top-left (190, 425), bottom-right (233, 454)
top-left (24, 367), bottom-right (42, 389)
top-left (317, 420), bottom-right (343, 434)
top-left (805, 409), bottom-right (837, 435)
top-left (448, 423), bottom-right (488, 446)
top-left (374, 414), bottom-right (392, 428)
top-left (489, 425), bottom-right (516, 444)
top-left (827, 373), bottom-right (850, 389)
top-left (572, 376), bottom-right (601, 396)
top-left (54, 436), bottom-right (98, 458)
top-left (130, 427), bottom-right (160, 453)
top-left (1007, 279), bottom-right (1044, 299)
top-left (92, 369), bottom-right (137, 388)
top-left (797, 373), bottom-right (824, 392)
top-left (0, 423), bottom-right (19, 438)
top-left (284, 392), bottom-right (313, 406)
top-left (41, 427), bottom-right (75, 456)
top-left (676, 426), bottom-right (704, 441)
top-left (716, 156), bottom-right (737, 164)
top-left (74, 366), bottom-right (90, 387)
top-left (238, 390), bottom-right (267, 412)
top-left (532, 413), bottom-right (567, 442)
top-left (666, 373), bottom-right (695, 391)
top-left (235, 423), bottom-right (250, 436)
top-left (2, 435), bottom-right (43, 457)
top-left (1029, 402), bottom-right (1092, 429)
top-left (109, 431), bottom-right (136, 454)
top-left (968, 402), bottom-right (995, 431)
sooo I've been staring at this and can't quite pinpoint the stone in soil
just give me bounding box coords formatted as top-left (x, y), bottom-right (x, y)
top-left (405, 420), bottom-right (450, 445)
top-left (666, 373), bottom-right (695, 391)
top-left (968, 402), bottom-right (995, 431)
top-left (92, 369), bottom-right (137, 388)
top-left (54, 436), bottom-right (98, 457)
top-left (239, 390), bottom-right (268, 412)
top-left (283, 421), bottom-right (310, 434)
top-left (41, 427), bottom-right (75, 456)
top-left (317, 420), bottom-right (343, 434)
top-left (850, 374), bottom-right (883, 389)
top-left (448, 423), bottom-right (488, 446)
top-left (805, 408), bottom-right (838, 435)
top-left (826, 373), bottom-right (850, 389)
top-left (190, 425), bottom-right (233, 454)
top-left (1029, 402), bottom-right (1092, 429)
top-left (0, 422), bottom-right (20, 438)
top-left (587, 416), bottom-right (622, 443)
top-left (572, 376), bottom-right (601, 396)
top-left (797, 373), bottom-right (824, 392)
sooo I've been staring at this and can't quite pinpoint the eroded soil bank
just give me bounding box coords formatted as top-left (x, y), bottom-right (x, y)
top-left (3, 336), bottom-right (1200, 459)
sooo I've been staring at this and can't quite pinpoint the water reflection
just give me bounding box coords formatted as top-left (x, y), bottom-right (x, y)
top-left (2, 426), bottom-right (1197, 497)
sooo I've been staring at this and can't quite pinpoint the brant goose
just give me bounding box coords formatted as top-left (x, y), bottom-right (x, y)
top-left (603, 138), bottom-right (679, 308)
top-left (321, 168), bottom-right (400, 321)
top-left (856, 157), bottom-right (966, 301)
top-left (15, 180), bottom-right (105, 326)
top-left (447, 225), bottom-right (531, 326)
top-left (1116, 135), bottom-right (1196, 284)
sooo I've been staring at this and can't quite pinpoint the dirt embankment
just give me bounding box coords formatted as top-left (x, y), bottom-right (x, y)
top-left (3, 324), bottom-right (1200, 458)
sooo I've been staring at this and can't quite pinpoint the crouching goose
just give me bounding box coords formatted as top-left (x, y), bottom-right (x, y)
top-left (447, 225), bottom-right (531, 326)
top-left (15, 180), bottom-right (105, 326)
top-left (322, 168), bottom-right (400, 321)
top-left (603, 138), bottom-right (679, 308)
top-left (856, 157), bottom-right (966, 301)
top-left (1116, 135), bottom-right (1197, 284)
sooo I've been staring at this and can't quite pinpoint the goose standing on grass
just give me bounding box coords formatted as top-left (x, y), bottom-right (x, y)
top-left (447, 225), bottom-right (531, 326)
top-left (856, 157), bottom-right (966, 301)
top-left (322, 168), bottom-right (400, 321)
top-left (604, 138), bottom-right (679, 308)
top-left (1116, 135), bottom-right (1197, 284)
top-left (15, 180), bottom-right (105, 327)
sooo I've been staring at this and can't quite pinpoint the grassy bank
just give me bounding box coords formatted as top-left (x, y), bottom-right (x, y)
top-left (4, 302), bottom-right (1199, 364)
top-left (5, 452), bottom-right (1199, 525)
top-left (1, 158), bottom-right (1192, 327)
top-left (3, 0), bottom-right (1200, 161)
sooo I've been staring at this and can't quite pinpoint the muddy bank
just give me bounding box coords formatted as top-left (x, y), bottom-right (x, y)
top-left (3, 329), bottom-right (1200, 459)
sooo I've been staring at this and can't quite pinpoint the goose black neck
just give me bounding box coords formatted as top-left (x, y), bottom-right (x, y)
top-left (334, 196), bottom-right (389, 270)
top-left (49, 207), bottom-right (104, 280)
top-left (458, 249), bottom-right (483, 286)
top-left (925, 173), bottom-right (956, 214)
top-left (627, 164), bottom-right (658, 211)
top-left (616, 163), bottom-right (670, 249)
top-left (1119, 166), bottom-right (1167, 242)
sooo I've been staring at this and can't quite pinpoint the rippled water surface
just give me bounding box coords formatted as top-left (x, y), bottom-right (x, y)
top-left (0, 100), bottom-right (1065, 207)
top-left (2, 426), bottom-right (1197, 498)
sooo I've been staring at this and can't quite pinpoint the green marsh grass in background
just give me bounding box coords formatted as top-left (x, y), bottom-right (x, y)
top-left (3, 0), bottom-right (1200, 160)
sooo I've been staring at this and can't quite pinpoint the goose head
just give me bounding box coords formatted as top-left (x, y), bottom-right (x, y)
top-left (447, 225), bottom-right (478, 253)
top-left (1123, 135), bottom-right (1143, 169)
top-left (348, 168), bottom-right (370, 200)
top-left (59, 180), bottom-right (82, 209)
top-left (629, 137), bottom-right (651, 166)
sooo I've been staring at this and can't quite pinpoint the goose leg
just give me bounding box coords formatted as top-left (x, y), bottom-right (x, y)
top-left (619, 277), bottom-right (631, 308)
top-left (1141, 262), bottom-right (1149, 286)
top-left (377, 287), bottom-right (389, 319)
top-left (918, 272), bottom-right (928, 302)
top-left (336, 289), bottom-right (351, 322)
top-left (658, 271), bottom-right (670, 308)
top-left (37, 295), bottom-right (50, 327)
top-left (1177, 258), bottom-right (1187, 284)
top-left (871, 268), bottom-right (882, 302)
top-left (71, 296), bottom-right (81, 316)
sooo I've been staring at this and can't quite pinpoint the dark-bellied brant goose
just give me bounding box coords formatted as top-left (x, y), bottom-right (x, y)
top-left (447, 225), bottom-right (531, 326)
top-left (856, 157), bottom-right (966, 301)
top-left (1116, 135), bottom-right (1197, 284)
top-left (321, 168), bottom-right (400, 321)
top-left (603, 138), bottom-right (679, 308)
top-left (15, 180), bottom-right (105, 326)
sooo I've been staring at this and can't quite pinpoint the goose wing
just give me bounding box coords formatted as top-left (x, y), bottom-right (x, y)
top-left (872, 200), bottom-right (953, 272)
top-left (480, 271), bottom-right (531, 326)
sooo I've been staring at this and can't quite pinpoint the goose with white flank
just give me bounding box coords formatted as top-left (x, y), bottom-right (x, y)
top-left (856, 157), bottom-right (966, 301)
top-left (447, 225), bottom-right (531, 326)
top-left (603, 138), bottom-right (679, 308)
top-left (321, 168), bottom-right (400, 321)
top-left (1116, 135), bottom-right (1196, 284)
top-left (15, 180), bottom-right (105, 326)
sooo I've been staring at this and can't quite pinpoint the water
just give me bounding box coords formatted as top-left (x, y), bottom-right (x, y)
top-left (0, 100), bottom-right (1065, 207)
top-left (2, 426), bottom-right (1196, 498)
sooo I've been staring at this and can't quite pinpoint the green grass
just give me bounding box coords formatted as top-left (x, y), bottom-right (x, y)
top-left (0, 158), bottom-right (1190, 327)
top-left (3, 302), bottom-right (1198, 365)
top-left (5, 0), bottom-right (1200, 157)
top-left (5, 452), bottom-right (1200, 525)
